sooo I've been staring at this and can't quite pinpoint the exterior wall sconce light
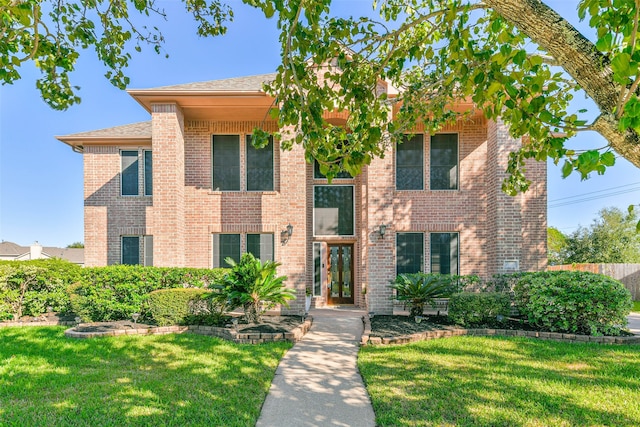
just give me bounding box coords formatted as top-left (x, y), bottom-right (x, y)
top-left (281, 223), bottom-right (294, 245)
top-left (378, 224), bottom-right (387, 239)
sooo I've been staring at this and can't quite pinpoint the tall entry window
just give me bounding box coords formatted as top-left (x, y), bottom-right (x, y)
top-left (313, 185), bottom-right (354, 236)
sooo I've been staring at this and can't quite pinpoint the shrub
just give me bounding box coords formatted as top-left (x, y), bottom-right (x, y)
top-left (390, 273), bottom-right (451, 317)
top-left (0, 259), bottom-right (81, 319)
top-left (224, 253), bottom-right (295, 324)
top-left (448, 292), bottom-right (511, 326)
top-left (514, 271), bottom-right (632, 336)
top-left (147, 288), bottom-right (212, 326)
top-left (68, 265), bottom-right (229, 322)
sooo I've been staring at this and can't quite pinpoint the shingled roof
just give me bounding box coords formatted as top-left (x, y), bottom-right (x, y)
top-left (139, 73), bottom-right (277, 92)
top-left (57, 121), bottom-right (151, 140)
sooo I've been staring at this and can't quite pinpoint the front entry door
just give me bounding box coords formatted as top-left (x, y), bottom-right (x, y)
top-left (327, 244), bottom-right (354, 305)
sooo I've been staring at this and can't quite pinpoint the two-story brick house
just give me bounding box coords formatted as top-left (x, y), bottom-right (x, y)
top-left (56, 72), bottom-right (547, 315)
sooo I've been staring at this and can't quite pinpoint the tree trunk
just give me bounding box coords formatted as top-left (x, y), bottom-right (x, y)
top-left (484, 0), bottom-right (640, 168)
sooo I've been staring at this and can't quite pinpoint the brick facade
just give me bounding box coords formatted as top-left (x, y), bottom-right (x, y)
top-left (60, 74), bottom-right (547, 315)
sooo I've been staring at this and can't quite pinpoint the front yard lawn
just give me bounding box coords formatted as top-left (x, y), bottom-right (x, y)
top-left (633, 300), bottom-right (640, 312)
top-left (0, 327), bottom-right (290, 426)
top-left (359, 336), bottom-right (640, 427)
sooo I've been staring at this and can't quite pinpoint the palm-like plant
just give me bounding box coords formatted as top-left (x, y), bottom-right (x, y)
top-left (390, 273), bottom-right (451, 317)
top-left (224, 253), bottom-right (296, 324)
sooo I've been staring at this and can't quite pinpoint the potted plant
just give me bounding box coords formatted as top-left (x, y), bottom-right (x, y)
top-left (305, 288), bottom-right (312, 313)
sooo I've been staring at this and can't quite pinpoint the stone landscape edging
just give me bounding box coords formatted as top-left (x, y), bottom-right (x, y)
top-left (360, 315), bottom-right (640, 346)
top-left (63, 316), bottom-right (313, 344)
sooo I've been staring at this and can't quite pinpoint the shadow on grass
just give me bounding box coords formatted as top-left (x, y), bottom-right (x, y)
top-left (0, 327), bottom-right (291, 426)
top-left (359, 336), bottom-right (640, 427)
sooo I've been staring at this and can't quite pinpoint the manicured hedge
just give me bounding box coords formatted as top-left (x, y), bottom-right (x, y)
top-left (514, 271), bottom-right (632, 336)
top-left (147, 288), bottom-right (212, 326)
top-left (68, 265), bottom-right (229, 322)
top-left (448, 292), bottom-right (511, 326)
top-left (0, 259), bottom-right (82, 320)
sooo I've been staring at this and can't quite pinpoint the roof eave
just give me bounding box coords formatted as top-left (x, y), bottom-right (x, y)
top-left (126, 89), bottom-right (271, 113)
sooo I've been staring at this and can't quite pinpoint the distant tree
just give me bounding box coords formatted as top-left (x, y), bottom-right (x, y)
top-left (66, 242), bottom-right (84, 248)
top-left (547, 227), bottom-right (567, 265)
top-left (563, 207), bottom-right (640, 264)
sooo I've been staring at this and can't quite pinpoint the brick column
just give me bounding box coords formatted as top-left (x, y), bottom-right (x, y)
top-left (151, 103), bottom-right (186, 266)
top-left (486, 119), bottom-right (526, 275)
top-left (366, 142), bottom-right (396, 315)
top-left (279, 128), bottom-right (308, 314)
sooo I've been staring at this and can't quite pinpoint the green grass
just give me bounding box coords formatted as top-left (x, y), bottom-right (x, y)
top-left (359, 336), bottom-right (640, 427)
top-left (0, 327), bottom-right (291, 426)
top-left (632, 300), bottom-right (640, 312)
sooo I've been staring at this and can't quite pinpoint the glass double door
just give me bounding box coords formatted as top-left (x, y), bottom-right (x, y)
top-left (327, 244), bottom-right (354, 305)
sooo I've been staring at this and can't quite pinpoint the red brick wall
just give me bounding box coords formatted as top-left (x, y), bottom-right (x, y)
top-left (82, 113), bottom-right (547, 314)
top-left (83, 146), bottom-right (152, 266)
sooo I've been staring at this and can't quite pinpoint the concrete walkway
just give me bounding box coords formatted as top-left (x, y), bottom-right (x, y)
top-left (628, 313), bottom-right (640, 335)
top-left (256, 308), bottom-right (376, 427)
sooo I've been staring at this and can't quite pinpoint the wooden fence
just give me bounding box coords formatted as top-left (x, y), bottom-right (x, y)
top-left (548, 263), bottom-right (640, 300)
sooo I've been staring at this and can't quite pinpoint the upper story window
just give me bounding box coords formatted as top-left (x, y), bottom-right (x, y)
top-left (121, 151), bottom-right (139, 196)
top-left (396, 135), bottom-right (424, 190)
top-left (430, 134), bottom-right (458, 190)
top-left (212, 135), bottom-right (240, 191)
top-left (212, 135), bottom-right (275, 192)
top-left (121, 150), bottom-right (152, 196)
top-left (313, 185), bottom-right (354, 236)
top-left (246, 136), bottom-right (274, 191)
top-left (144, 150), bottom-right (152, 196)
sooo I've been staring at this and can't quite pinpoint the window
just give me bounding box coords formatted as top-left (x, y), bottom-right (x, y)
top-left (313, 242), bottom-right (322, 296)
top-left (212, 135), bottom-right (240, 191)
top-left (121, 235), bottom-right (153, 266)
top-left (430, 233), bottom-right (459, 274)
top-left (396, 134), bottom-right (424, 190)
top-left (396, 233), bottom-right (424, 275)
top-left (430, 134), bottom-right (458, 190)
top-left (247, 233), bottom-right (274, 262)
top-left (246, 136), bottom-right (274, 191)
top-left (144, 150), bottom-right (153, 196)
top-left (143, 235), bottom-right (153, 267)
top-left (313, 185), bottom-right (354, 236)
top-left (121, 151), bottom-right (139, 196)
top-left (212, 234), bottom-right (241, 268)
top-left (121, 150), bottom-right (152, 196)
top-left (313, 160), bottom-right (352, 179)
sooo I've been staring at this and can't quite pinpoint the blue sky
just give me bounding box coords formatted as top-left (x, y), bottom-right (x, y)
top-left (1, 0), bottom-right (639, 248)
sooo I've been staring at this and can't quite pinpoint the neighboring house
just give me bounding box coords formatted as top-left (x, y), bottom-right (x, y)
top-left (0, 241), bottom-right (84, 265)
top-left (56, 72), bottom-right (546, 314)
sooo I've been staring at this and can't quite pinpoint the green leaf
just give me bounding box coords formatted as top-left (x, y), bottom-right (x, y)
top-left (600, 151), bottom-right (615, 166)
top-left (561, 160), bottom-right (573, 178)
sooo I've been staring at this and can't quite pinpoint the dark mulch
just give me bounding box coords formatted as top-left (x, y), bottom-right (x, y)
top-left (69, 315), bottom-right (305, 334)
top-left (237, 316), bottom-right (305, 333)
top-left (369, 315), bottom-right (634, 337)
